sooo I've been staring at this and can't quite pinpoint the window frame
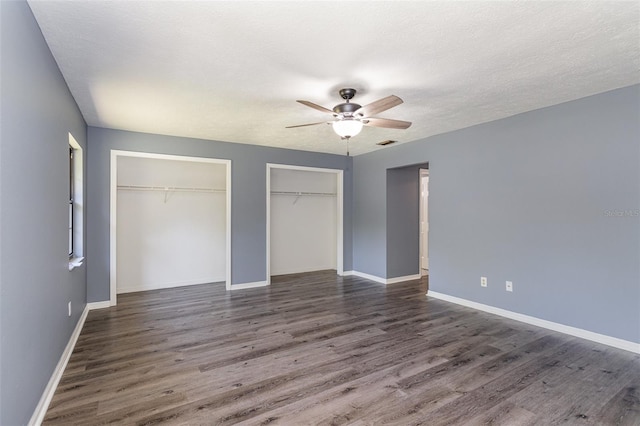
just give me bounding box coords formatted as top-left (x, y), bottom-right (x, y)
top-left (68, 133), bottom-right (84, 270)
top-left (69, 146), bottom-right (74, 258)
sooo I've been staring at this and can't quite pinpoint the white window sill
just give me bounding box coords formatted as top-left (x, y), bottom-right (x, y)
top-left (69, 257), bottom-right (84, 271)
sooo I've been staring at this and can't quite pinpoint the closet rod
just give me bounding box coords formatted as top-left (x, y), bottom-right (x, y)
top-left (270, 191), bottom-right (336, 197)
top-left (117, 185), bottom-right (225, 193)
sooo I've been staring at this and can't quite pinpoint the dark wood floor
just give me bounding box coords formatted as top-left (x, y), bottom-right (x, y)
top-left (44, 271), bottom-right (640, 425)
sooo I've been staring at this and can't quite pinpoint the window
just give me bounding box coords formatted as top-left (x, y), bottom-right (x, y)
top-left (69, 147), bottom-right (74, 257)
top-left (68, 133), bottom-right (84, 270)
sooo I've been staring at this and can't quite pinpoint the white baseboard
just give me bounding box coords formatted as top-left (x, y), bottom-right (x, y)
top-left (347, 270), bottom-right (386, 284)
top-left (386, 273), bottom-right (422, 284)
top-left (427, 290), bottom-right (640, 354)
top-left (28, 304), bottom-right (90, 426)
top-left (230, 280), bottom-right (268, 290)
top-left (87, 301), bottom-right (110, 310)
top-left (117, 277), bottom-right (224, 294)
top-left (29, 299), bottom-right (115, 425)
top-left (346, 270), bottom-right (421, 285)
top-left (271, 267), bottom-right (337, 276)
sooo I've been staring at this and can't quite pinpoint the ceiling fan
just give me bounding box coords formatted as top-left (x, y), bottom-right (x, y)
top-left (286, 88), bottom-right (411, 140)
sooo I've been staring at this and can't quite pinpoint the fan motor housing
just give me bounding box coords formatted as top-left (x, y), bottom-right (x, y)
top-left (333, 102), bottom-right (362, 115)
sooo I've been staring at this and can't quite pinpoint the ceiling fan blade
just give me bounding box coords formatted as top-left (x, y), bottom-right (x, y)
top-left (363, 117), bottom-right (412, 129)
top-left (286, 121), bottom-right (329, 128)
top-left (297, 100), bottom-right (335, 114)
top-left (354, 95), bottom-right (403, 117)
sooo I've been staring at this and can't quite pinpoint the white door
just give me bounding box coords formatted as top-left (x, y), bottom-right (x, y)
top-left (420, 172), bottom-right (429, 273)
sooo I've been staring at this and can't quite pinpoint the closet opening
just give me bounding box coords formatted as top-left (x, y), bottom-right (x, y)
top-left (266, 164), bottom-right (344, 284)
top-left (109, 151), bottom-right (231, 305)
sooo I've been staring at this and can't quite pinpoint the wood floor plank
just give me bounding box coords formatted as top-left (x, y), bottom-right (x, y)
top-left (596, 382), bottom-right (640, 426)
top-left (404, 341), bottom-right (578, 425)
top-left (234, 356), bottom-right (449, 426)
top-left (462, 401), bottom-right (537, 426)
top-left (43, 270), bottom-right (640, 425)
top-left (506, 344), bottom-right (640, 424)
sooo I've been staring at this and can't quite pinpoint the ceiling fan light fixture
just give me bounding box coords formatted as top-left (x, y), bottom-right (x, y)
top-left (289, 88), bottom-right (411, 139)
top-left (332, 119), bottom-right (363, 139)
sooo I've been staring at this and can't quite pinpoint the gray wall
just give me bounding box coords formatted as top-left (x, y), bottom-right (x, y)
top-left (353, 85), bottom-right (640, 343)
top-left (0, 1), bottom-right (88, 424)
top-left (386, 164), bottom-right (427, 278)
top-left (0, 6), bottom-right (636, 426)
top-left (87, 127), bottom-right (353, 302)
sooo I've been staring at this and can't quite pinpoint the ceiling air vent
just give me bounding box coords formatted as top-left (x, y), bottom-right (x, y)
top-left (376, 140), bottom-right (397, 146)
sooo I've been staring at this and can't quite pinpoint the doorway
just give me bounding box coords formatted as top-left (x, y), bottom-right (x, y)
top-left (420, 169), bottom-right (429, 276)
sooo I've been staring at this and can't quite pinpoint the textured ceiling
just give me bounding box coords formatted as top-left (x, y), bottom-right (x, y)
top-left (28, 1), bottom-right (640, 156)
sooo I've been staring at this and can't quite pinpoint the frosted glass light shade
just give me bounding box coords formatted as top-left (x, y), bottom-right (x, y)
top-left (332, 119), bottom-right (363, 138)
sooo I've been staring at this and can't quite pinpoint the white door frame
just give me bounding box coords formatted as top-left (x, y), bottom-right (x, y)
top-left (419, 168), bottom-right (429, 275)
top-left (109, 150), bottom-right (232, 306)
top-left (266, 163), bottom-right (344, 285)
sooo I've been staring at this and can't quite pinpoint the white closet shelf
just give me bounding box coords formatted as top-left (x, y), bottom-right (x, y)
top-left (270, 191), bottom-right (336, 197)
top-left (117, 185), bottom-right (225, 193)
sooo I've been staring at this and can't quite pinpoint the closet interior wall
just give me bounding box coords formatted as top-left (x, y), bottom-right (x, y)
top-left (270, 168), bottom-right (338, 276)
top-left (116, 156), bottom-right (227, 293)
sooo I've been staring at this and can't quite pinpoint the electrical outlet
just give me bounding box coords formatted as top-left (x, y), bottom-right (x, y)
top-left (481, 276), bottom-right (488, 287)
top-left (506, 281), bottom-right (513, 292)
top-left (68, 301), bottom-right (72, 317)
